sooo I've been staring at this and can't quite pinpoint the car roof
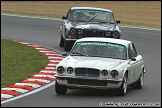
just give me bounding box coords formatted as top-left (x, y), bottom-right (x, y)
top-left (71, 7), bottom-right (112, 13)
top-left (75, 37), bottom-right (132, 46)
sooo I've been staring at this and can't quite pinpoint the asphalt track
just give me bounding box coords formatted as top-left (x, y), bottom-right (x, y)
top-left (1, 14), bottom-right (161, 107)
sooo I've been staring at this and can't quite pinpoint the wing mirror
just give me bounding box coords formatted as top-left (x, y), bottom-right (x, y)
top-left (131, 57), bottom-right (136, 61)
top-left (128, 57), bottom-right (136, 64)
top-left (116, 20), bottom-right (120, 24)
top-left (62, 16), bottom-right (67, 19)
top-left (61, 52), bottom-right (68, 56)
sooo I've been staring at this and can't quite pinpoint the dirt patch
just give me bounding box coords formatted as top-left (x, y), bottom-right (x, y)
top-left (1, 1), bottom-right (161, 28)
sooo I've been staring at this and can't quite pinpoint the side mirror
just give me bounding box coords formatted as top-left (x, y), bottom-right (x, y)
top-left (131, 57), bottom-right (136, 61)
top-left (61, 52), bottom-right (68, 56)
top-left (116, 20), bottom-right (120, 24)
top-left (62, 16), bottom-right (67, 19)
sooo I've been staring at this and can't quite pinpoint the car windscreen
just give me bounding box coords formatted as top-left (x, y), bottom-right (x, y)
top-left (69, 9), bottom-right (115, 23)
top-left (70, 41), bottom-right (127, 60)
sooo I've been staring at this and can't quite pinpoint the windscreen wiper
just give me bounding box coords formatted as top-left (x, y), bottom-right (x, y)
top-left (86, 15), bottom-right (97, 22)
top-left (70, 52), bottom-right (88, 56)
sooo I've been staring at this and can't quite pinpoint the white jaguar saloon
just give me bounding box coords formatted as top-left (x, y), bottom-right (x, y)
top-left (54, 37), bottom-right (146, 96)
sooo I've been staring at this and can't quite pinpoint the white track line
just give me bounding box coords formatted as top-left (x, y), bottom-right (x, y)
top-left (25, 78), bottom-right (51, 83)
top-left (15, 83), bottom-right (41, 88)
top-left (33, 74), bottom-right (55, 78)
top-left (1, 94), bottom-right (14, 99)
top-left (1, 88), bottom-right (29, 93)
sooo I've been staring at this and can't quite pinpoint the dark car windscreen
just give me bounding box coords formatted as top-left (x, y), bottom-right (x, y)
top-left (69, 9), bottom-right (115, 23)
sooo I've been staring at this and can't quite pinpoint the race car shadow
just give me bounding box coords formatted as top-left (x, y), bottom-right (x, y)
top-left (60, 86), bottom-right (137, 97)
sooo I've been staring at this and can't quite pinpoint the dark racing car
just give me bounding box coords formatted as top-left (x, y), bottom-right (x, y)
top-left (59, 7), bottom-right (121, 51)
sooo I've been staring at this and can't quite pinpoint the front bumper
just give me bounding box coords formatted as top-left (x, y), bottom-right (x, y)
top-left (55, 76), bottom-right (122, 90)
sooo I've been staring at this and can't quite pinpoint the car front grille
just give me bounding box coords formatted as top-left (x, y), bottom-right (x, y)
top-left (67, 78), bottom-right (107, 86)
top-left (75, 68), bottom-right (100, 78)
top-left (84, 30), bottom-right (104, 37)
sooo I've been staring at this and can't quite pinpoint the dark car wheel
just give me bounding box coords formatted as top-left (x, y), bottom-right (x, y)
top-left (59, 35), bottom-right (64, 47)
top-left (116, 74), bottom-right (127, 96)
top-left (64, 40), bottom-right (74, 51)
top-left (132, 70), bottom-right (144, 89)
top-left (55, 80), bottom-right (67, 95)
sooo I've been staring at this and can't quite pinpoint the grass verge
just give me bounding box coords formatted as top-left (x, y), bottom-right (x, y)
top-left (1, 39), bottom-right (49, 88)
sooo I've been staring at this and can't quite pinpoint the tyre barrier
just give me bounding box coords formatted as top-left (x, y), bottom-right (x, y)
top-left (1, 41), bottom-right (65, 101)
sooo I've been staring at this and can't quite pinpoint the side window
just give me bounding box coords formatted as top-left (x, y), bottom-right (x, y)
top-left (128, 43), bottom-right (137, 59)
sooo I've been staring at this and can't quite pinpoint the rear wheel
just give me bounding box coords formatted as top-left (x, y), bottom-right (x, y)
top-left (55, 80), bottom-right (67, 95)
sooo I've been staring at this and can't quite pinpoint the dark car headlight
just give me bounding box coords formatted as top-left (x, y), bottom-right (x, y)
top-left (105, 31), bottom-right (111, 37)
top-left (69, 28), bottom-right (77, 35)
top-left (57, 66), bottom-right (65, 74)
top-left (101, 70), bottom-right (108, 76)
top-left (67, 67), bottom-right (74, 74)
top-left (111, 70), bottom-right (119, 78)
top-left (78, 29), bottom-right (84, 35)
top-left (112, 31), bottom-right (120, 39)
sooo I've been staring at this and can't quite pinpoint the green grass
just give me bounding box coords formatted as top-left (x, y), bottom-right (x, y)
top-left (1, 39), bottom-right (49, 88)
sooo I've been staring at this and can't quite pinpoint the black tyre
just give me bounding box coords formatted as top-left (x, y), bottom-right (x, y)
top-left (59, 35), bottom-right (64, 47)
top-left (55, 80), bottom-right (67, 95)
top-left (116, 74), bottom-right (127, 96)
top-left (132, 70), bottom-right (144, 89)
top-left (64, 40), bottom-right (73, 51)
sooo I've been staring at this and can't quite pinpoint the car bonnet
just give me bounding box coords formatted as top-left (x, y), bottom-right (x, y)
top-left (63, 56), bottom-right (126, 69)
top-left (70, 21), bottom-right (116, 30)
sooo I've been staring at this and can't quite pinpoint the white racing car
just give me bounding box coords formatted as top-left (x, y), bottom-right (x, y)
top-left (54, 37), bottom-right (146, 96)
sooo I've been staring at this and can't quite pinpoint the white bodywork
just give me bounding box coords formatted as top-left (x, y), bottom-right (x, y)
top-left (55, 37), bottom-right (145, 91)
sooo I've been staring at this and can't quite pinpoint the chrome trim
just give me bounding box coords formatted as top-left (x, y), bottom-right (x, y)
top-left (54, 75), bottom-right (123, 82)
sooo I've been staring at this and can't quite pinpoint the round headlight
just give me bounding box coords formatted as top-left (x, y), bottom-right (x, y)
top-left (105, 31), bottom-right (111, 37)
top-left (101, 70), bottom-right (108, 76)
top-left (67, 67), bottom-right (74, 74)
top-left (69, 28), bottom-right (76, 35)
top-left (111, 70), bottom-right (118, 78)
top-left (57, 66), bottom-right (65, 74)
top-left (112, 31), bottom-right (120, 39)
top-left (78, 29), bottom-right (84, 35)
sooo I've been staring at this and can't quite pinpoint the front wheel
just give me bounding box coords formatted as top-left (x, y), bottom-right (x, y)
top-left (132, 69), bottom-right (144, 89)
top-left (55, 80), bottom-right (67, 95)
top-left (59, 35), bottom-right (64, 47)
top-left (64, 40), bottom-right (74, 51)
top-left (116, 74), bottom-right (127, 96)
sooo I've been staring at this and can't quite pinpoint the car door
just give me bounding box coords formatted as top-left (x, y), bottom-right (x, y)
top-left (127, 43), bottom-right (140, 83)
top-left (130, 43), bottom-right (143, 81)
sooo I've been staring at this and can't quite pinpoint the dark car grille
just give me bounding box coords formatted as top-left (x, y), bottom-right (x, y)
top-left (84, 30), bottom-right (104, 37)
top-left (75, 68), bottom-right (100, 78)
top-left (67, 78), bottom-right (107, 86)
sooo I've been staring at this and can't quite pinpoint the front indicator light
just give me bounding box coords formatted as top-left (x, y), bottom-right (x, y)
top-left (70, 36), bottom-right (76, 39)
